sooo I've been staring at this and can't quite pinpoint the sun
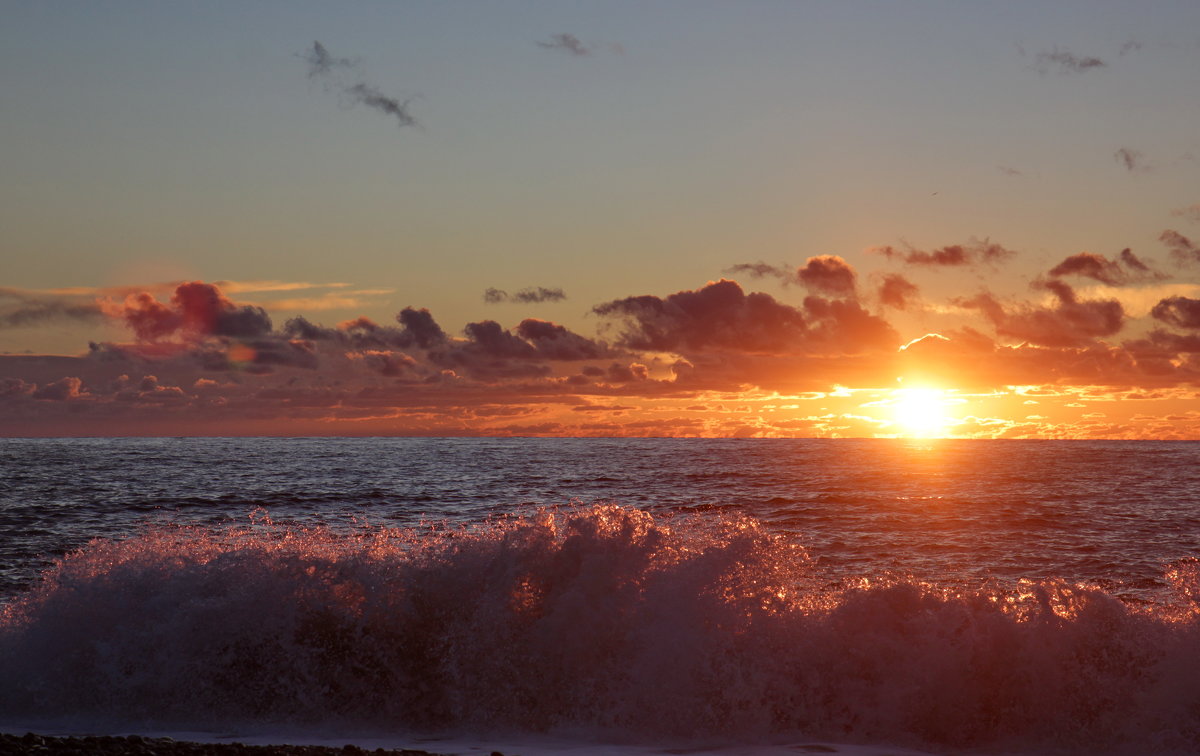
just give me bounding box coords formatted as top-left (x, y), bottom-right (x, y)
top-left (890, 387), bottom-right (952, 438)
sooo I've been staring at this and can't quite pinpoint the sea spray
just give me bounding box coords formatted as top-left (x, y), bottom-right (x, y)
top-left (1, 504), bottom-right (1199, 754)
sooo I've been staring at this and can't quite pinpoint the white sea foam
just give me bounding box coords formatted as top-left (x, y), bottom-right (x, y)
top-left (2, 505), bottom-right (1199, 754)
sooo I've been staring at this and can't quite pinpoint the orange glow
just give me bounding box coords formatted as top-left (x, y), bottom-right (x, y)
top-left (890, 387), bottom-right (951, 438)
top-left (227, 343), bottom-right (257, 364)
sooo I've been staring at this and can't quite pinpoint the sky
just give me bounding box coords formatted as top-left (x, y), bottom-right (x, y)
top-left (3, 0), bottom-right (1200, 438)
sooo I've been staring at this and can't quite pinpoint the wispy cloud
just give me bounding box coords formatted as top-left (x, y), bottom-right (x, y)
top-left (303, 40), bottom-right (419, 129)
top-left (300, 41), bottom-right (355, 79)
top-left (484, 287), bottom-right (566, 304)
top-left (1114, 147), bottom-right (1148, 173)
top-left (343, 83), bottom-right (417, 128)
top-left (214, 281), bottom-right (352, 294)
top-left (1035, 48), bottom-right (1106, 75)
top-left (871, 239), bottom-right (1017, 267)
top-left (1171, 204), bottom-right (1200, 224)
top-left (0, 298), bottom-right (104, 329)
top-left (1047, 249), bottom-right (1162, 286)
top-left (270, 288), bottom-right (394, 312)
top-left (537, 33), bottom-right (590, 56)
top-left (725, 262), bottom-right (793, 282)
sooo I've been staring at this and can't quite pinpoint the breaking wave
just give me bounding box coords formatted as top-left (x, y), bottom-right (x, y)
top-left (2, 504), bottom-right (1200, 754)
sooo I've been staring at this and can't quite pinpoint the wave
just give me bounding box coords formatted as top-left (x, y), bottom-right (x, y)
top-left (2, 505), bottom-right (1199, 754)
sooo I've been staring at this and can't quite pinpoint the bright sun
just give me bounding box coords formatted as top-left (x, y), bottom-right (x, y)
top-left (891, 387), bottom-right (952, 438)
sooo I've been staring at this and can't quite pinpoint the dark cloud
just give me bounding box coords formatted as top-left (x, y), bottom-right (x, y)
top-left (872, 239), bottom-right (1017, 267)
top-left (0, 378), bottom-right (35, 397)
top-left (1048, 249), bottom-right (1162, 285)
top-left (396, 307), bottom-right (446, 348)
top-left (484, 287), bottom-right (567, 304)
top-left (343, 83), bottom-right (417, 128)
top-left (797, 256), bottom-right (857, 297)
top-left (594, 279), bottom-right (809, 354)
top-left (301, 41), bottom-right (419, 129)
top-left (958, 280), bottom-right (1124, 348)
top-left (462, 320), bottom-right (539, 360)
top-left (0, 299), bottom-right (104, 328)
top-left (593, 278), bottom-right (896, 357)
top-left (1049, 253), bottom-right (1120, 284)
top-left (878, 274), bottom-right (919, 310)
top-left (1035, 48), bottom-right (1106, 75)
top-left (1161, 229), bottom-right (1200, 264)
top-left (513, 287), bottom-right (566, 304)
top-left (239, 338), bottom-right (320, 371)
top-left (537, 33), bottom-right (590, 56)
top-left (515, 319), bottom-right (610, 360)
top-left (604, 362), bottom-right (649, 384)
top-left (428, 317), bottom-right (612, 381)
top-left (1119, 248), bottom-right (1153, 274)
top-left (358, 350), bottom-right (417, 377)
top-left (32, 376), bottom-right (86, 401)
top-left (120, 282), bottom-right (272, 341)
top-left (724, 262), bottom-right (793, 281)
top-left (301, 41), bottom-right (354, 79)
top-left (1151, 297), bottom-right (1200, 330)
top-left (1129, 329), bottom-right (1200, 354)
top-left (1114, 148), bottom-right (1145, 172)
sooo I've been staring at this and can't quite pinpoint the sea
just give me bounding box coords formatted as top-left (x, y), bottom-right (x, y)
top-left (1, 437), bottom-right (1199, 756)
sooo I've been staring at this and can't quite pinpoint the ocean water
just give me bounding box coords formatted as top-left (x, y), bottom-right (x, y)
top-left (1, 438), bottom-right (1199, 755)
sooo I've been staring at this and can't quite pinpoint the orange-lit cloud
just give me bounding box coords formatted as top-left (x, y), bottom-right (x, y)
top-left (4, 267), bottom-right (1200, 438)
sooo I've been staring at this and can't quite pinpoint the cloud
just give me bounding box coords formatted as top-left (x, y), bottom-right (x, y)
top-left (1114, 148), bottom-right (1146, 172)
top-left (302, 41), bottom-right (419, 129)
top-left (593, 278), bottom-right (895, 359)
top-left (484, 287), bottom-right (567, 304)
top-left (872, 239), bottom-right (1017, 267)
top-left (300, 41), bottom-right (355, 79)
top-left (213, 280), bottom-right (353, 294)
top-left (32, 376), bottom-right (87, 401)
top-left (1160, 229), bottom-right (1200, 264)
top-left (724, 262), bottom-right (793, 282)
top-left (1035, 48), bottom-right (1106, 75)
top-left (537, 33), bottom-right (590, 56)
top-left (396, 307), bottom-right (446, 348)
top-left (802, 296), bottom-right (898, 353)
top-left (797, 256), bottom-right (857, 297)
top-left (0, 297), bottom-right (105, 329)
top-left (593, 279), bottom-right (809, 354)
top-left (878, 274), bottom-right (919, 310)
top-left (727, 257), bottom-right (866, 297)
top-left (342, 83), bottom-right (417, 128)
top-left (282, 307), bottom-right (448, 354)
top-left (957, 280), bottom-right (1125, 348)
top-left (514, 319), bottom-right (610, 360)
top-left (119, 282), bottom-right (272, 341)
top-left (1151, 296), bottom-right (1200, 329)
top-left (1171, 204), bottom-right (1200, 224)
top-left (1047, 250), bottom-right (1160, 286)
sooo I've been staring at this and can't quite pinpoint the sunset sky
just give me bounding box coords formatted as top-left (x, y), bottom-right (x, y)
top-left (3, 1), bottom-right (1200, 438)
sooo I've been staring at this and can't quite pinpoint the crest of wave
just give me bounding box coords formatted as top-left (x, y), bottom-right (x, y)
top-left (2, 504), bottom-right (1199, 754)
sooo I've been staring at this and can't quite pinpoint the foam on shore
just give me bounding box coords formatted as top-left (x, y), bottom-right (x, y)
top-left (2, 505), bottom-right (1199, 754)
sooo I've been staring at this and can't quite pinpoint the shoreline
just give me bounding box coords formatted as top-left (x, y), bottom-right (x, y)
top-left (0, 733), bottom-right (458, 756)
